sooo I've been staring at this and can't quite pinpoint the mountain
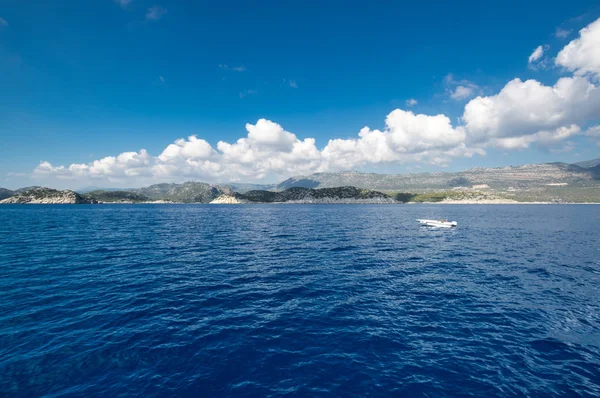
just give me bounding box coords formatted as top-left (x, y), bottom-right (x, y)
top-left (1, 182), bottom-right (234, 204)
top-left (277, 162), bottom-right (600, 192)
top-left (77, 186), bottom-right (133, 193)
top-left (13, 186), bottom-right (43, 194)
top-left (226, 183), bottom-right (276, 193)
top-left (589, 164), bottom-right (600, 179)
top-left (0, 188), bottom-right (14, 200)
top-left (0, 187), bottom-right (94, 204)
top-left (133, 181), bottom-right (232, 202)
top-left (212, 186), bottom-right (396, 204)
top-left (574, 158), bottom-right (600, 169)
top-left (83, 190), bottom-right (151, 203)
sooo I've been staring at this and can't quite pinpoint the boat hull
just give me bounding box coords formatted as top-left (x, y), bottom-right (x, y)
top-left (417, 219), bottom-right (457, 228)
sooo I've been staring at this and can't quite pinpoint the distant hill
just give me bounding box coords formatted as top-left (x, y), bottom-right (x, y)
top-left (276, 162), bottom-right (599, 192)
top-left (83, 190), bottom-right (151, 203)
top-left (1, 183), bottom-right (231, 204)
top-left (0, 187), bottom-right (93, 204)
top-left (81, 182), bottom-right (232, 203)
top-left (213, 186), bottom-right (396, 204)
top-left (133, 181), bottom-right (231, 202)
top-left (77, 186), bottom-right (133, 193)
top-left (0, 188), bottom-right (14, 200)
top-left (14, 186), bottom-right (43, 194)
top-left (226, 183), bottom-right (276, 193)
top-left (574, 158), bottom-right (600, 169)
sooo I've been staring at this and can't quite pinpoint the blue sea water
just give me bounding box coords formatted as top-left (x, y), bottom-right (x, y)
top-left (1, 204), bottom-right (600, 397)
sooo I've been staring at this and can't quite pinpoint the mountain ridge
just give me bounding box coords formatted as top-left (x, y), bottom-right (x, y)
top-left (2, 158), bottom-right (599, 203)
top-left (212, 186), bottom-right (396, 204)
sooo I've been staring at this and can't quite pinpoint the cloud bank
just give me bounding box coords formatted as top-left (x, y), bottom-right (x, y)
top-left (35, 17), bottom-right (600, 184)
top-left (556, 17), bottom-right (600, 80)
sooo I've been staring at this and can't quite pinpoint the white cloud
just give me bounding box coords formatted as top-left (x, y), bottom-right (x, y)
top-left (158, 76), bottom-right (165, 84)
top-left (528, 45), bottom-right (550, 70)
top-left (289, 80), bottom-right (298, 88)
top-left (0, 17), bottom-right (8, 27)
top-left (405, 98), bottom-right (418, 106)
top-left (461, 19), bottom-right (600, 150)
top-left (450, 86), bottom-right (475, 100)
top-left (584, 125), bottom-right (600, 147)
top-left (555, 28), bottom-right (571, 39)
top-left (444, 74), bottom-right (479, 101)
top-left (36, 150), bottom-right (154, 181)
top-left (489, 125), bottom-right (581, 150)
top-left (462, 77), bottom-right (600, 145)
top-left (584, 125), bottom-right (600, 136)
top-left (146, 5), bottom-right (167, 21)
top-left (556, 17), bottom-right (600, 79)
top-left (114, 0), bottom-right (132, 8)
top-left (34, 112), bottom-right (485, 184)
top-left (219, 64), bottom-right (246, 72)
top-left (528, 45), bottom-right (545, 64)
top-left (321, 110), bottom-right (482, 171)
top-left (158, 136), bottom-right (215, 162)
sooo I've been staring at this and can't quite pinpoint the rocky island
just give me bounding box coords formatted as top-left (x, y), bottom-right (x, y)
top-left (0, 187), bottom-right (95, 204)
top-left (211, 186), bottom-right (396, 204)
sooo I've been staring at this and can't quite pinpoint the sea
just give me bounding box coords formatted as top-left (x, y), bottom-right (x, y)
top-left (1, 204), bottom-right (599, 397)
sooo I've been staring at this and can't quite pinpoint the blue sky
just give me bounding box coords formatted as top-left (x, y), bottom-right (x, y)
top-left (1, 0), bottom-right (600, 188)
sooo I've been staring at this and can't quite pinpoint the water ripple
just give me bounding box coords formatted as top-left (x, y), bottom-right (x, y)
top-left (0, 204), bottom-right (599, 396)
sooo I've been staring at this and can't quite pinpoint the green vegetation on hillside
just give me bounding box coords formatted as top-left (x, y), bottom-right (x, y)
top-left (84, 190), bottom-right (151, 203)
top-left (391, 190), bottom-right (511, 202)
top-left (235, 186), bottom-right (393, 203)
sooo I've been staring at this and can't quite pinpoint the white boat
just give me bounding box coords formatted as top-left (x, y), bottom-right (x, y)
top-left (417, 219), bottom-right (457, 228)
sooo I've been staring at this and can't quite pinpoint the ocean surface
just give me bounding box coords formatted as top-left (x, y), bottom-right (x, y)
top-left (1, 204), bottom-right (599, 397)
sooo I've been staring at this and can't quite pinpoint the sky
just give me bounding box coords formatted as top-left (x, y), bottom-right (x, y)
top-left (1, 0), bottom-right (600, 189)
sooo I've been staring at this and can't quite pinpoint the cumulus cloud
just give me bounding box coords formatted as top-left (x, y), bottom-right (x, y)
top-left (528, 45), bottom-right (545, 64)
top-left (34, 112), bottom-right (485, 183)
top-left (405, 98), bottom-right (418, 106)
top-left (556, 17), bottom-right (600, 79)
top-left (36, 150), bottom-right (154, 181)
top-left (462, 76), bottom-right (600, 145)
top-left (444, 74), bottom-right (480, 101)
top-left (322, 110), bottom-right (483, 170)
top-left (450, 86), bottom-right (475, 100)
top-left (528, 45), bottom-right (550, 70)
top-left (488, 125), bottom-right (581, 150)
top-left (146, 5), bottom-right (166, 21)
